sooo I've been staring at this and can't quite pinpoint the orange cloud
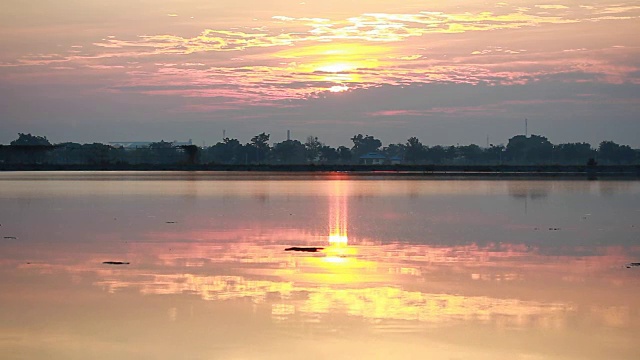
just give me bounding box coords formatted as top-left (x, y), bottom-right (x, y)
top-left (2, 3), bottom-right (639, 107)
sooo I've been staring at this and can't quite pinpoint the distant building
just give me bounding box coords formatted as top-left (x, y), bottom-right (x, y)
top-left (389, 156), bottom-right (403, 165)
top-left (359, 152), bottom-right (387, 165)
top-left (109, 139), bottom-right (192, 149)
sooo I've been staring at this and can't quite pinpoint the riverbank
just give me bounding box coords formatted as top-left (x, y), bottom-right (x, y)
top-left (1, 163), bottom-right (639, 178)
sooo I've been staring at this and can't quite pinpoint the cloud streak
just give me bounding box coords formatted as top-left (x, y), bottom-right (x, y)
top-left (1, 0), bottom-right (639, 146)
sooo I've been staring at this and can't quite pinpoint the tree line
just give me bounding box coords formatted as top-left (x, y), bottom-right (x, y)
top-left (1, 132), bottom-right (638, 166)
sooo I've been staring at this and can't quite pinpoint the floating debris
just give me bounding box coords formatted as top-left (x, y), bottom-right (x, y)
top-left (548, 228), bottom-right (561, 231)
top-left (165, 221), bottom-right (177, 224)
top-left (102, 261), bottom-right (130, 265)
top-left (626, 262), bottom-right (640, 268)
top-left (285, 247), bottom-right (324, 252)
top-left (3, 236), bottom-right (17, 239)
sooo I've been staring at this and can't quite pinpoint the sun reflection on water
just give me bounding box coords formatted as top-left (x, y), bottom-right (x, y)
top-left (4, 176), bottom-right (640, 358)
top-left (328, 180), bottom-right (348, 245)
top-left (325, 180), bottom-right (354, 263)
top-left (6, 177), bottom-right (640, 360)
top-left (67, 178), bottom-right (638, 332)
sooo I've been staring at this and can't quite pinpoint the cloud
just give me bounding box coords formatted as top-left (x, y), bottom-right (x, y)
top-left (598, 5), bottom-right (640, 14)
top-left (535, 5), bottom-right (569, 10)
top-left (1, 2), bottom-right (639, 110)
top-left (68, 4), bottom-right (640, 59)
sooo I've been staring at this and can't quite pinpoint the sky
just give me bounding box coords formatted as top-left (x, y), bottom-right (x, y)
top-left (1, 0), bottom-right (639, 147)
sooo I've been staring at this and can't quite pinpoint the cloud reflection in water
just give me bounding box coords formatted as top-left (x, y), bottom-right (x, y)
top-left (3, 176), bottom-right (640, 359)
top-left (58, 179), bottom-right (633, 334)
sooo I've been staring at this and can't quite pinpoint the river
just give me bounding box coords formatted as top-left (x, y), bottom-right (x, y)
top-left (0, 172), bottom-right (639, 359)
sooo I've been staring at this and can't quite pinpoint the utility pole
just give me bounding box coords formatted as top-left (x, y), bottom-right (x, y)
top-left (525, 118), bottom-right (528, 137)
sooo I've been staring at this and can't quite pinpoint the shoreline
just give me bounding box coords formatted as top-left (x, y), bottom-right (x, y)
top-left (1, 164), bottom-right (639, 179)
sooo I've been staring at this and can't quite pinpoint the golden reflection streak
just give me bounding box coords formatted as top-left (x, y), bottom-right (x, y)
top-left (328, 180), bottom-right (348, 246)
top-left (311, 179), bottom-right (573, 323)
top-left (319, 179), bottom-right (373, 283)
top-left (92, 272), bottom-right (573, 327)
top-left (326, 179), bottom-right (353, 264)
top-left (20, 241), bottom-right (639, 329)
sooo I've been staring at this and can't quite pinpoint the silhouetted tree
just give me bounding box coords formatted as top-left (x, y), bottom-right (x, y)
top-left (505, 134), bottom-right (553, 164)
top-left (445, 146), bottom-right (458, 162)
top-left (180, 145), bottom-right (199, 165)
top-left (404, 137), bottom-right (424, 163)
top-left (350, 134), bottom-right (382, 158)
top-left (598, 141), bottom-right (635, 164)
top-left (304, 136), bottom-right (323, 163)
top-left (3, 131), bottom-right (639, 167)
top-left (144, 140), bottom-right (179, 164)
top-left (207, 138), bottom-right (244, 164)
top-left (148, 140), bottom-right (173, 149)
top-left (11, 133), bottom-right (51, 146)
top-left (485, 144), bottom-right (506, 164)
top-left (383, 143), bottom-right (405, 160)
top-left (553, 143), bottom-right (594, 164)
top-left (318, 145), bottom-right (339, 163)
top-left (249, 133), bottom-right (270, 163)
top-left (51, 142), bottom-right (82, 164)
top-left (457, 144), bottom-right (483, 164)
top-left (337, 146), bottom-right (352, 163)
top-left (272, 140), bottom-right (306, 164)
top-left (6, 133), bottom-right (54, 164)
top-left (82, 143), bottom-right (113, 165)
top-left (425, 145), bottom-right (447, 164)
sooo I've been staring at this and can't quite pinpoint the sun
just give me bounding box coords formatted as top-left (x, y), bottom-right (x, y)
top-left (275, 42), bottom-right (390, 94)
top-left (329, 85), bottom-right (349, 93)
top-left (276, 42), bottom-right (387, 75)
top-left (316, 63), bottom-right (354, 73)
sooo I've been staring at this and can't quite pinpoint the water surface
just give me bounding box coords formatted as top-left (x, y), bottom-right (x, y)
top-left (1, 172), bottom-right (639, 359)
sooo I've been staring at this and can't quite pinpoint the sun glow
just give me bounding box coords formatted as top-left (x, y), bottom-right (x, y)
top-left (329, 85), bottom-right (349, 93)
top-left (274, 42), bottom-right (392, 92)
top-left (317, 63), bottom-right (355, 73)
top-left (278, 43), bottom-right (386, 77)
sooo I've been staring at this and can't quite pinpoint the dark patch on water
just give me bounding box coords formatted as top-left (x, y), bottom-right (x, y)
top-left (285, 247), bottom-right (324, 252)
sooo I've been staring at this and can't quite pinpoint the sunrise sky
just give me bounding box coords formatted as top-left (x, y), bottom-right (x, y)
top-left (1, 0), bottom-right (639, 146)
